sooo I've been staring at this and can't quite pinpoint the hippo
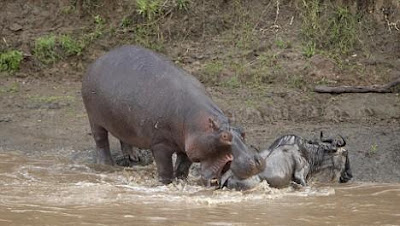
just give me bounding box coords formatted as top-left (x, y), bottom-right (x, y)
top-left (221, 132), bottom-right (353, 190)
top-left (81, 45), bottom-right (264, 184)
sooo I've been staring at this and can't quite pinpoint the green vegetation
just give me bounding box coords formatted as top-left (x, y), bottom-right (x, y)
top-left (136, 0), bottom-right (162, 20)
top-left (275, 38), bottom-right (289, 49)
top-left (33, 35), bottom-right (58, 64)
top-left (221, 76), bottom-right (241, 89)
top-left (33, 34), bottom-right (84, 64)
top-left (33, 15), bottom-right (105, 64)
top-left (303, 41), bottom-right (316, 58)
top-left (200, 61), bottom-right (224, 85)
top-left (121, 16), bottom-right (133, 28)
top-left (82, 15), bottom-right (106, 43)
top-left (135, 0), bottom-right (191, 20)
top-left (327, 7), bottom-right (358, 55)
top-left (176, 0), bottom-right (190, 11)
top-left (0, 50), bottom-right (23, 73)
top-left (367, 144), bottom-right (378, 157)
top-left (0, 82), bottom-right (20, 93)
top-left (28, 94), bottom-right (74, 104)
top-left (59, 35), bottom-right (84, 56)
top-left (300, 0), bottom-right (359, 56)
top-left (287, 75), bottom-right (307, 89)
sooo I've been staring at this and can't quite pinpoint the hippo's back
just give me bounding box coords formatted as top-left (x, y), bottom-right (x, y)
top-left (81, 45), bottom-right (208, 148)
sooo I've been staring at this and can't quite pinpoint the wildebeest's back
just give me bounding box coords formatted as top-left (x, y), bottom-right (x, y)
top-left (259, 145), bottom-right (301, 188)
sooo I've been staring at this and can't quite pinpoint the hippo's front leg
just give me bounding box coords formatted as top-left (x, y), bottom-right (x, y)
top-left (151, 143), bottom-right (175, 184)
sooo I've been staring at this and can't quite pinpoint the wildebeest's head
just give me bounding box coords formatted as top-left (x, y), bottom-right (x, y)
top-left (313, 132), bottom-right (353, 183)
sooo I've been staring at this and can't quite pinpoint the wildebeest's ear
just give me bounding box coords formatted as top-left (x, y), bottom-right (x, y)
top-left (209, 118), bottom-right (220, 131)
top-left (219, 131), bottom-right (233, 146)
top-left (334, 135), bottom-right (346, 147)
top-left (320, 131), bottom-right (333, 143)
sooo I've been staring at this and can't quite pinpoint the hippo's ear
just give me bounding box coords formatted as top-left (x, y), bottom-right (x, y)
top-left (209, 118), bottom-right (220, 131)
top-left (219, 131), bottom-right (233, 146)
top-left (233, 127), bottom-right (245, 140)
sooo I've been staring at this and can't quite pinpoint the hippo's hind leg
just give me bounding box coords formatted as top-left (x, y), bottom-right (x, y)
top-left (90, 123), bottom-right (114, 165)
top-left (174, 152), bottom-right (192, 180)
top-left (151, 143), bottom-right (175, 184)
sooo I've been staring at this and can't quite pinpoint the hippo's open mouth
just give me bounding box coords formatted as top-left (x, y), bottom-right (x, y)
top-left (200, 153), bottom-right (233, 186)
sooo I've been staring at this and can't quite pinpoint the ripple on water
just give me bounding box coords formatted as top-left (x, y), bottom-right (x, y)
top-left (0, 151), bottom-right (339, 208)
top-left (2, 151), bottom-right (400, 225)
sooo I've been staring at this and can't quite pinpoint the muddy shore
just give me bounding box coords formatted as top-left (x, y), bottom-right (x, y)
top-left (1, 77), bottom-right (399, 183)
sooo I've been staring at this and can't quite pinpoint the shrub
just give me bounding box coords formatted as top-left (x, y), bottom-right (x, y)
top-left (59, 35), bottom-right (84, 56)
top-left (33, 35), bottom-right (58, 64)
top-left (0, 50), bottom-right (23, 72)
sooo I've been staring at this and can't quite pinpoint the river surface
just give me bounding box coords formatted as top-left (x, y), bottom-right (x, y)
top-left (1, 151), bottom-right (399, 226)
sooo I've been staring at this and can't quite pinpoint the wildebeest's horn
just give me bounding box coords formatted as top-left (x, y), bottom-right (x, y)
top-left (320, 131), bottom-right (333, 143)
top-left (337, 135), bottom-right (346, 147)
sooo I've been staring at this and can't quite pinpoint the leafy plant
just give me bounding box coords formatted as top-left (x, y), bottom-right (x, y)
top-left (136, 0), bottom-right (162, 20)
top-left (121, 16), bottom-right (132, 28)
top-left (93, 15), bottom-right (105, 25)
top-left (300, 1), bottom-right (359, 56)
top-left (59, 35), bottom-right (84, 56)
top-left (366, 144), bottom-right (378, 157)
top-left (326, 6), bottom-right (358, 55)
top-left (0, 50), bottom-right (23, 72)
top-left (221, 75), bottom-right (241, 88)
top-left (303, 41), bottom-right (316, 58)
top-left (275, 38), bottom-right (287, 49)
top-left (175, 0), bottom-right (190, 11)
top-left (33, 35), bottom-right (58, 64)
top-left (200, 61), bottom-right (224, 85)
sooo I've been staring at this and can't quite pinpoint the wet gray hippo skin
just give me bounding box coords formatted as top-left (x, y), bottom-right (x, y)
top-left (221, 133), bottom-right (352, 190)
top-left (81, 45), bottom-right (264, 184)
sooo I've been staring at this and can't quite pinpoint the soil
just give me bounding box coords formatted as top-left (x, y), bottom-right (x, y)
top-left (1, 0), bottom-right (400, 183)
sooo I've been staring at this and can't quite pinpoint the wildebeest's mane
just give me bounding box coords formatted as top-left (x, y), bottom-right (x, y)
top-left (267, 134), bottom-right (337, 174)
top-left (301, 142), bottom-right (336, 175)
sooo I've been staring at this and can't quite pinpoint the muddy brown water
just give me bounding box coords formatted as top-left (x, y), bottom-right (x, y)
top-left (1, 151), bottom-right (399, 226)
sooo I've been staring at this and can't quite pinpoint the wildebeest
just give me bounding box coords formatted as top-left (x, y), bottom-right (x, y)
top-left (221, 132), bottom-right (353, 190)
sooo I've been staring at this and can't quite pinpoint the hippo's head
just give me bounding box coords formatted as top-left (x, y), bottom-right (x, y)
top-left (186, 118), bottom-right (265, 185)
top-left (314, 133), bottom-right (353, 183)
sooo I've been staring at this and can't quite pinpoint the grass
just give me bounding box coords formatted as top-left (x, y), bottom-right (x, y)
top-left (303, 41), bottom-right (316, 58)
top-left (200, 60), bottom-right (224, 85)
top-left (132, 24), bottom-right (164, 51)
top-left (300, 0), bottom-right (359, 57)
top-left (33, 35), bottom-right (58, 64)
top-left (136, 0), bottom-right (162, 20)
top-left (275, 37), bottom-right (289, 49)
top-left (33, 34), bottom-right (86, 64)
top-left (0, 82), bottom-right (20, 93)
top-left (0, 50), bottom-right (23, 73)
top-left (366, 144), bottom-right (378, 157)
top-left (28, 94), bottom-right (74, 104)
top-left (33, 15), bottom-right (105, 64)
top-left (176, 0), bottom-right (191, 11)
top-left (59, 35), bottom-right (84, 56)
top-left (221, 75), bottom-right (241, 88)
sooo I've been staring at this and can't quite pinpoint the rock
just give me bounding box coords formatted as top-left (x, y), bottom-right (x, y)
top-left (9, 23), bottom-right (23, 31)
top-left (0, 117), bottom-right (12, 123)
